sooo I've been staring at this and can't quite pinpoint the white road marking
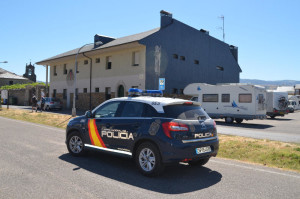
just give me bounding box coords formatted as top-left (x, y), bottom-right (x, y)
top-left (0, 116), bottom-right (65, 132)
top-left (211, 159), bottom-right (300, 179)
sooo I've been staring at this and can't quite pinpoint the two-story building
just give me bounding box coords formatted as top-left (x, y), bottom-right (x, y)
top-left (36, 10), bottom-right (242, 110)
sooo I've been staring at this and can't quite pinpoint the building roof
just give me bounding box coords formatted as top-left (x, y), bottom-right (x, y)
top-left (0, 68), bottom-right (28, 80)
top-left (36, 28), bottom-right (160, 64)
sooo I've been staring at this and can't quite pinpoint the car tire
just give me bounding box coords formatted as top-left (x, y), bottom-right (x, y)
top-left (46, 106), bottom-right (50, 111)
top-left (135, 142), bottom-right (164, 176)
top-left (225, 117), bottom-right (233, 124)
top-left (189, 157), bottom-right (210, 166)
top-left (270, 116), bottom-right (275, 119)
top-left (235, 118), bottom-right (243, 124)
top-left (67, 131), bottom-right (86, 157)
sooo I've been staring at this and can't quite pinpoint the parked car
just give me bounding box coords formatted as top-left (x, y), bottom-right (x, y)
top-left (66, 88), bottom-right (219, 176)
top-left (37, 97), bottom-right (63, 111)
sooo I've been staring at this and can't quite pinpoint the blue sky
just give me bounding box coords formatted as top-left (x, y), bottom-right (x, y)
top-left (0, 0), bottom-right (299, 82)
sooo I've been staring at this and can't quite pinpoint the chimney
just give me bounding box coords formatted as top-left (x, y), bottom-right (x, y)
top-left (200, 29), bottom-right (209, 35)
top-left (229, 45), bottom-right (238, 62)
top-left (160, 10), bottom-right (173, 28)
top-left (94, 34), bottom-right (115, 48)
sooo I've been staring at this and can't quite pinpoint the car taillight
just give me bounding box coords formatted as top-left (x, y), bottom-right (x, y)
top-left (50, 102), bottom-right (54, 104)
top-left (184, 102), bottom-right (193, 105)
top-left (274, 109), bottom-right (278, 113)
top-left (212, 120), bottom-right (217, 137)
top-left (162, 122), bottom-right (189, 139)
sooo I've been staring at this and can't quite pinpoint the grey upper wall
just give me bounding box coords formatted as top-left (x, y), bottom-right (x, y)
top-left (140, 17), bottom-right (241, 93)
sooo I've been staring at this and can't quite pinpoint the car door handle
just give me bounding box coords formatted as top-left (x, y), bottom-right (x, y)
top-left (133, 123), bottom-right (140, 129)
top-left (105, 123), bottom-right (111, 128)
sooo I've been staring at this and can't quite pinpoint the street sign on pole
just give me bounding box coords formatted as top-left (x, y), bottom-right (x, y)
top-left (159, 78), bottom-right (165, 90)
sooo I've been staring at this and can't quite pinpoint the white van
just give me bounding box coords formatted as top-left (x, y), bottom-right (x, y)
top-left (184, 83), bottom-right (266, 123)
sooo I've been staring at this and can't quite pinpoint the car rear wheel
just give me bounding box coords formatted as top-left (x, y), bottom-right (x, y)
top-left (67, 131), bottom-right (86, 156)
top-left (135, 142), bottom-right (164, 176)
top-left (189, 157), bottom-right (210, 166)
top-left (46, 105), bottom-right (50, 111)
top-left (235, 118), bottom-right (243, 124)
top-left (225, 117), bottom-right (233, 124)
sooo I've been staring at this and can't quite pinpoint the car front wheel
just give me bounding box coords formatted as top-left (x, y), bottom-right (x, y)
top-left (135, 142), bottom-right (164, 176)
top-left (67, 131), bottom-right (85, 156)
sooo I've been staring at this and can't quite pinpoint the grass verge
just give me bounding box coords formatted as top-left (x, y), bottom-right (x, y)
top-left (1, 107), bottom-right (300, 172)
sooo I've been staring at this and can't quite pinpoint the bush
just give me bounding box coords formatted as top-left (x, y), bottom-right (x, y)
top-left (0, 82), bottom-right (45, 90)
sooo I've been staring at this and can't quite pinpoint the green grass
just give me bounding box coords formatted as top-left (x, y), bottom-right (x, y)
top-left (1, 107), bottom-right (300, 173)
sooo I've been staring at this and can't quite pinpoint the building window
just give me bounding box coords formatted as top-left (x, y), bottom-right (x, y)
top-left (222, 94), bottom-right (230, 102)
top-left (203, 94), bottom-right (218, 102)
top-left (95, 87), bottom-right (99, 93)
top-left (132, 86), bottom-right (138, 88)
top-left (180, 56), bottom-right (185, 61)
top-left (63, 89), bottom-right (67, 99)
top-left (105, 87), bottom-right (111, 100)
top-left (83, 88), bottom-right (87, 93)
top-left (172, 88), bottom-right (178, 94)
top-left (179, 89), bottom-right (184, 95)
top-left (53, 89), bottom-right (57, 98)
top-left (63, 64), bottom-right (67, 74)
top-left (84, 60), bottom-right (88, 65)
top-left (194, 60), bottom-right (199, 65)
top-left (173, 54), bottom-right (178, 59)
top-left (75, 88), bottom-right (79, 100)
top-left (54, 65), bottom-right (57, 76)
top-left (239, 94), bottom-right (252, 103)
top-left (132, 51), bottom-right (140, 66)
top-left (106, 56), bottom-right (112, 70)
top-left (95, 58), bottom-right (100, 63)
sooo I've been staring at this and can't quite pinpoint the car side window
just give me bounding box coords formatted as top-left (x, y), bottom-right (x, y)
top-left (143, 104), bottom-right (160, 117)
top-left (94, 101), bottom-right (121, 118)
top-left (121, 101), bottom-right (144, 117)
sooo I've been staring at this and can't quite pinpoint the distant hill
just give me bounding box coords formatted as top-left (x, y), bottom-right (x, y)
top-left (240, 79), bottom-right (300, 86)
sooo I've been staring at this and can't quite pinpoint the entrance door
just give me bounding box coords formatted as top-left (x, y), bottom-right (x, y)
top-left (118, 85), bottom-right (125, 97)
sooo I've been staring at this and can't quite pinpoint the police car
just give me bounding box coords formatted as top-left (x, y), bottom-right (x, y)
top-left (66, 89), bottom-right (219, 176)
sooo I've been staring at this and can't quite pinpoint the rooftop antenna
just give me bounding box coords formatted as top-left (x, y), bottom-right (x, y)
top-left (218, 15), bottom-right (225, 42)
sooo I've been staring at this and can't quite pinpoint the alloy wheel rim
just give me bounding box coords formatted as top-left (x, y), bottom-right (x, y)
top-left (69, 136), bottom-right (83, 153)
top-left (139, 148), bottom-right (156, 172)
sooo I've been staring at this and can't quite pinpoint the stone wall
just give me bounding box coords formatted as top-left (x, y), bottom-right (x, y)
top-left (55, 92), bottom-right (116, 111)
top-left (7, 89), bottom-right (26, 105)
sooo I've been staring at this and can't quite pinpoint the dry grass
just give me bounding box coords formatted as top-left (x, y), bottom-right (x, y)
top-left (1, 107), bottom-right (299, 172)
top-left (0, 108), bottom-right (73, 129)
top-left (218, 134), bottom-right (300, 172)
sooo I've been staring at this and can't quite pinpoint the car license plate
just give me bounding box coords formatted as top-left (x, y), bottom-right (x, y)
top-left (195, 146), bottom-right (211, 154)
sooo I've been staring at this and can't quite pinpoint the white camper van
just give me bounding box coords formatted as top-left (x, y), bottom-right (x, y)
top-left (266, 91), bottom-right (288, 118)
top-left (289, 95), bottom-right (300, 110)
top-left (184, 83), bottom-right (267, 123)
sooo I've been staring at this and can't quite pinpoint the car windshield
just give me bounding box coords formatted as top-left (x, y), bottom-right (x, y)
top-left (50, 98), bottom-right (60, 102)
top-left (163, 104), bottom-right (209, 120)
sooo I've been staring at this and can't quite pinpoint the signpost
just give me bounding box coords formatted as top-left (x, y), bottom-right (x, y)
top-left (159, 78), bottom-right (165, 91)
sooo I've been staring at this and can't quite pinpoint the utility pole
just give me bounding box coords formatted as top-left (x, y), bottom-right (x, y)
top-left (218, 15), bottom-right (225, 42)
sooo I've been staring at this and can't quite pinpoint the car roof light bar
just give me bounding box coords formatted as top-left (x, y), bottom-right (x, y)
top-left (128, 88), bottom-right (163, 97)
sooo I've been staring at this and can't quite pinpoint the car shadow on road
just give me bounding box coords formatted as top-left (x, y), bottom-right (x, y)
top-left (216, 121), bottom-right (274, 129)
top-left (267, 118), bottom-right (293, 121)
top-left (59, 150), bottom-right (222, 194)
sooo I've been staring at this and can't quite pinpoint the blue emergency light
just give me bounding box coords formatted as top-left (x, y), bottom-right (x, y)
top-left (128, 88), bottom-right (163, 97)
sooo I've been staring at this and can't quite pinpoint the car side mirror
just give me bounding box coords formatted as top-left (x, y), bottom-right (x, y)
top-left (85, 110), bottom-right (92, 118)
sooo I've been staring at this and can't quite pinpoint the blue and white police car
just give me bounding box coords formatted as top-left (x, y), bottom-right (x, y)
top-left (66, 89), bottom-right (219, 176)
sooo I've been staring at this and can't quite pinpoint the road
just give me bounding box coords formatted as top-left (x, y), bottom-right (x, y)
top-left (216, 111), bottom-right (300, 143)
top-left (0, 116), bottom-right (299, 199)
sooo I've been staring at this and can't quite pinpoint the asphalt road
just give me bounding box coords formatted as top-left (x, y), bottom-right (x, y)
top-left (0, 116), bottom-right (299, 199)
top-left (216, 111), bottom-right (300, 143)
